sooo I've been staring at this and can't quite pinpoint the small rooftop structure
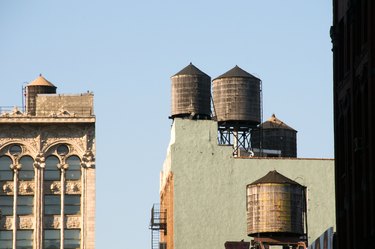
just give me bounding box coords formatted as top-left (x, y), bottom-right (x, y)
top-left (170, 63), bottom-right (211, 119)
top-left (27, 74), bottom-right (56, 87)
top-left (251, 114), bottom-right (298, 158)
top-left (261, 114), bottom-right (296, 131)
top-left (0, 74), bottom-right (95, 123)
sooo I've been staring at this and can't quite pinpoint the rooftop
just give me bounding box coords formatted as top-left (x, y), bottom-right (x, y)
top-left (27, 74), bottom-right (56, 87)
top-left (260, 114), bottom-right (296, 131)
top-left (249, 170), bottom-right (302, 186)
top-left (172, 63), bottom-right (210, 78)
top-left (214, 65), bottom-right (260, 81)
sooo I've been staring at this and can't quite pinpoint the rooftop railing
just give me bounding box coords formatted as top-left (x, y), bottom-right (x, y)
top-left (0, 106), bottom-right (94, 117)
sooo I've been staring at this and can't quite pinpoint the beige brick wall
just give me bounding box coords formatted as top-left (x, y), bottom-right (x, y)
top-left (36, 94), bottom-right (94, 116)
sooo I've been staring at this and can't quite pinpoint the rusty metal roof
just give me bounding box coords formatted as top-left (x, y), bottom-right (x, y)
top-left (250, 170), bottom-right (301, 186)
top-left (172, 63), bottom-right (210, 78)
top-left (28, 74), bottom-right (56, 87)
top-left (214, 65), bottom-right (260, 81)
top-left (260, 114), bottom-right (296, 131)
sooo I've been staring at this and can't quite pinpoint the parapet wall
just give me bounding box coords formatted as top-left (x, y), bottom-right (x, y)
top-left (36, 94), bottom-right (94, 117)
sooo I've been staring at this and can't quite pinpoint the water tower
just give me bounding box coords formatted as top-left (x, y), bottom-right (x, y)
top-left (251, 114), bottom-right (297, 157)
top-left (247, 171), bottom-right (308, 249)
top-left (212, 65), bottom-right (262, 156)
top-left (170, 63), bottom-right (211, 120)
top-left (26, 74), bottom-right (57, 115)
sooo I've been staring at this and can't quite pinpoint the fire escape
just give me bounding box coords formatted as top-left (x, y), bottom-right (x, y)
top-left (149, 204), bottom-right (167, 249)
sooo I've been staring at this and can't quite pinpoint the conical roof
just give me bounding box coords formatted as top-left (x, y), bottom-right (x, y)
top-left (214, 65), bottom-right (260, 81)
top-left (250, 170), bottom-right (301, 186)
top-left (172, 63), bottom-right (210, 78)
top-left (260, 114), bottom-right (296, 131)
top-left (27, 74), bottom-right (56, 87)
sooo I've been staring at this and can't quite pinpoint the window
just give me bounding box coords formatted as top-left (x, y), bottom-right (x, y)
top-left (66, 156), bottom-right (81, 180)
top-left (64, 229), bottom-right (80, 249)
top-left (64, 195), bottom-right (81, 215)
top-left (9, 144), bottom-right (22, 156)
top-left (0, 231), bottom-right (12, 249)
top-left (0, 156), bottom-right (12, 181)
top-left (44, 230), bottom-right (60, 249)
top-left (16, 230), bottom-right (33, 249)
top-left (19, 156), bottom-right (34, 181)
top-left (45, 156), bottom-right (60, 181)
top-left (57, 144), bottom-right (69, 156)
top-left (0, 196), bottom-right (13, 215)
top-left (44, 195), bottom-right (61, 215)
top-left (17, 196), bottom-right (34, 215)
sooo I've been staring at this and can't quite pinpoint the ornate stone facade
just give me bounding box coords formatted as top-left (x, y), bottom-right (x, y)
top-left (0, 77), bottom-right (95, 249)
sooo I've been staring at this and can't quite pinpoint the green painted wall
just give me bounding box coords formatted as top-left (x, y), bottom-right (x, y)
top-left (161, 119), bottom-right (335, 249)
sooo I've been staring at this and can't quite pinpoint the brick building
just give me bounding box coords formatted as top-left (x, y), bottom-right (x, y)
top-left (0, 75), bottom-right (95, 249)
top-left (331, 0), bottom-right (375, 248)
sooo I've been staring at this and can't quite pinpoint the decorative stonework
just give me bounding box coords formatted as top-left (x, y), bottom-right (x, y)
top-left (10, 163), bottom-right (21, 171)
top-left (2, 181), bottom-right (14, 195)
top-left (0, 216), bottom-right (13, 230)
top-left (48, 108), bottom-right (76, 117)
top-left (44, 216), bottom-right (61, 229)
top-left (0, 107), bottom-right (25, 117)
top-left (18, 181), bottom-right (35, 195)
top-left (50, 182), bottom-right (61, 194)
top-left (0, 124), bottom-right (93, 158)
top-left (66, 181), bottom-right (81, 194)
top-left (0, 119), bottom-right (95, 248)
top-left (19, 216), bottom-right (34, 229)
top-left (82, 150), bottom-right (95, 168)
top-left (66, 216), bottom-right (81, 229)
top-left (34, 153), bottom-right (45, 168)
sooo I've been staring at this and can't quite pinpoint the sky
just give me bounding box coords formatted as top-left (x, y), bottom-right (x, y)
top-left (0, 1), bottom-right (333, 248)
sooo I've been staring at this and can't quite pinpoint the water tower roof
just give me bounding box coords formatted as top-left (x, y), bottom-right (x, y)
top-left (260, 114), bottom-right (296, 131)
top-left (250, 170), bottom-right (301, 186)
top-left (28, 74), bottom-right (56, 87)
top-left (172, 63), bottom-right (210, 78)
top-left (214, 65), bottom-right (260, 81)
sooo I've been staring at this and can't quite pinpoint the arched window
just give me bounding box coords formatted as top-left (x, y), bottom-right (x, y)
top-left (44, 156), bottom-right (61, 216)
top-left (19, 156), bottom-right (34, 180)
top-left (18, 157), bottom-right (35, 216)
top-left (0, 156), bottom-right (12, 181)
top-left (43, 146), bottom-right (83, 248)
top-left (0, 156), bottom-right (13, 217)
top-left (65, 156), bottom-right (81, 215)
top-left (66, 156), bottom-right (81, 180)
top-left (44, 156), bottom-right (60, 181)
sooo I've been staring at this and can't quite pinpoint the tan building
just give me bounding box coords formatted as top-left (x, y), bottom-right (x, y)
top-left (0, 75), bottom-right (95, 249)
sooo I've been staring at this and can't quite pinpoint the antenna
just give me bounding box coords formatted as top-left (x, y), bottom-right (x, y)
top-left (22, 82), bottom-right (28, 113)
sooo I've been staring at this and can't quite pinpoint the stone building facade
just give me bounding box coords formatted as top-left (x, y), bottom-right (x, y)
top-left (0, 75), bottom-right (95, 249)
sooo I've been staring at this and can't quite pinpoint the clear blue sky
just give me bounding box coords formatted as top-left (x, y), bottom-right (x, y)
top-left (0, 1), bottom-right (333, 248)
